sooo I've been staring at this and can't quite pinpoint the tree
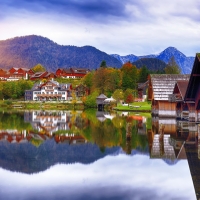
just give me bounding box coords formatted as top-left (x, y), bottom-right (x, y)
top-left (112, 89), bottom-right (124, 104)
top-left (124, 88), bottom-right (133, 103)
top-left (32, 64), bottom-right (46, 73)
top-left (125, 94), bottom-right (134, 105)
top-left (138, 66), bottom-right (149, 83)
top-left (121, 62), bottom-right (138, 90)
top-left (93, 67), bottom-right (107, 93)
top-left (164, 57), bottom-right (181, 74)
top-left (82, 71), bottom-right (94, 89)
top-left (100, 60), bottom-right (107, 68)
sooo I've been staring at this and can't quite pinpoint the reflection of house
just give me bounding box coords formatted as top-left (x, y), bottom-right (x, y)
top-left (25, 80), bottom-right (72, 101)
top-left (148, 74), bottom-right (190, 117)
top-left (56, 68), bottom-right (90, 79)
top-left (0, 130), bottom-right (32, 143)
top-left (148, 117), bottom-right (196, 160)
top-left (54, 134), bottom-right (86, 144)
top-left (24, 111), bottom-right (71, 135)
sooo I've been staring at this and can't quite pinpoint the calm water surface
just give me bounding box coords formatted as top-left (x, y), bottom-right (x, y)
top-left (0, 110), bottom-right (197, 200)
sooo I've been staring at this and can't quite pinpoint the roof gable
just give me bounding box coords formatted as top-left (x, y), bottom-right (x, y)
top-left (150, 74), bottom-right (190, 101)
top-left (185, 54), bottom-right (200, 101)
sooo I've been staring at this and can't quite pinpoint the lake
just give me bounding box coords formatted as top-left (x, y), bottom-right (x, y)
top-left (0, 110), bottom-right (198, 200)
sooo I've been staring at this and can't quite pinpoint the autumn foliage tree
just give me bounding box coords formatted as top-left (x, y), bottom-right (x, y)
top-left (125, 94), bottom-right (134, 105)
top-left (121, 62), bottom-right (138, 90)
top-left (32, 64), bottom-right (46, 73)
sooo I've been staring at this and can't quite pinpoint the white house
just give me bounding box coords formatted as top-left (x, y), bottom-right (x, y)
top-left (25, 80), bottom-right (72, 101)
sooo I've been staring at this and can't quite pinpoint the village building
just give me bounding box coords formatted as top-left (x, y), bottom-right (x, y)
top-left (29, 71), bottom-right (57, 81)
top-left (170, 80), bottom-right (189, 119)
top-left (137, 80), bottom-right (149, 101)
top-left (9, 67), bottom-right (34, 80)
top-left (56, 68), bottom-right (90, 79)
top-left (0, 69), bottom-right (9, 80)
top-left (96, 94), bottom-right (108, 111)
top-left (74, 84), bottom-right (90, 98)
top-left (24, 79), bottom-right (72, 101)
top-left (184, 54), bottom-right (200, 122)
top-left (148, 74), bottom-right (190, 117)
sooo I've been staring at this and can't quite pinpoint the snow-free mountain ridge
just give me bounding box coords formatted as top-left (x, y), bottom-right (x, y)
top-left (111, 47), bottom-right (195, 74)
top-left (0, 35), bottom-right (195, 74)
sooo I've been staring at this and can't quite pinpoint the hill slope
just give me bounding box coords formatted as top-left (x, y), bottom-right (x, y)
top-left (132, 58), bottom-right (167, 72)
top-left (0, 35), bottom-right (122, 72)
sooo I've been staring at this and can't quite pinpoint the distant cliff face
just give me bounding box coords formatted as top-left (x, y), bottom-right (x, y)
top-left (111, 47), bottom-right (195, 74)
top-left (0, 35), bottom-right (122, 72)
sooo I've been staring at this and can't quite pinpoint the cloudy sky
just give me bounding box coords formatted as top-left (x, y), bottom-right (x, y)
top-left (0, 0), bottom-right (200, 56)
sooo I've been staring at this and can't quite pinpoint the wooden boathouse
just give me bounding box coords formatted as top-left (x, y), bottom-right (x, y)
top-left (170, 80), bottom-right (189, 119)
top-left (148, 74), bottom-right (190, 117)
top-left (96, 94), bottom-right (108, 111)
top-left (184, 53), bottom-right (200, 122)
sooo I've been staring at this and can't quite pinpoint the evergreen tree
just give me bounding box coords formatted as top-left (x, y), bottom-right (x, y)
top-left (165, 57), bottom-right (181, 74)
top-left (100, 60), bottom-right (107, 68)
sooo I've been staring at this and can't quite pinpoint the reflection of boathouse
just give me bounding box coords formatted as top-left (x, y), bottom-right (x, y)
top-left (148, 117), bottom-right (198, 161)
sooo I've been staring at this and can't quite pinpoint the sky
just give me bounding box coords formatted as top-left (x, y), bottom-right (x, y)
top-left (0, 0), bottom-right (200, 56)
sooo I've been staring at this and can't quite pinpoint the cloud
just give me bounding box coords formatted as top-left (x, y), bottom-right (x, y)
top-left (0, 155), bottom-right (196, 200)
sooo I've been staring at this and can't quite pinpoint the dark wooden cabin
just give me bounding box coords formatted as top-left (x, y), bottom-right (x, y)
top-left (184, 54), bottom-right (200, 122)
top-left (170, 80), bottom-right (189, 119)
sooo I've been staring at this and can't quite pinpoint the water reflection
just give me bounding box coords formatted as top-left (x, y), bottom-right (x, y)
top-left (0, 110), bottom-right (198, 199)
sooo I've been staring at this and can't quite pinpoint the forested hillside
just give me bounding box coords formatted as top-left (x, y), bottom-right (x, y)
top-left (0, 35), bottom-right (122, 72)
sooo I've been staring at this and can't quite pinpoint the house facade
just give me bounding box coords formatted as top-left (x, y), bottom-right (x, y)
top-left (56, 68), bottom-right (90, 79)
top-left (25, 80), bottom-right (72, 101)
top-left (9, 67), bottom-right (34, 80)
top-left (75, 84), bottom-right (90, 97)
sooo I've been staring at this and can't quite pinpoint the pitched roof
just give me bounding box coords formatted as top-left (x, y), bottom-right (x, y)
top-left (175, 80), bottom-right (189, 99)
top-left (185, 54), bottom-right (200, 101)
top-left (97, 94), bottom-right (108, 99)
top-left (150, 74), bottom-right (190, 101)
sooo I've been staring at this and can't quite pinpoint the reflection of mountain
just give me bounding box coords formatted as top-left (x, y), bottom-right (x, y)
top-left (0, 139), bottom-right (120, 174)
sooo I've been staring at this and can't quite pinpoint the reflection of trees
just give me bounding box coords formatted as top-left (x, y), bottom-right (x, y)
top-left (81, 112), bottom-right (149, 153)
top-left (0, 110), bottom-right (149, 154)
top-left (0, 112), bottom-right (32, 131)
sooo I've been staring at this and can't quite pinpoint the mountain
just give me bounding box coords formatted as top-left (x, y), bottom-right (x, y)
top-left (132, 58), bottom-right (167, 72)
top-left (0, 35), bottom-right (122, 72)
top-left (0, 139), bottom-right (120, 174)
top-left (111, 47), bottom-right (195, 74)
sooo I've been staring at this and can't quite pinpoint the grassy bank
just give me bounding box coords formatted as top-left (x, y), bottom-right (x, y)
top-left (0, 100), bottom-right (85, 110)
top-left (114, 101), bottom-right (151, 112)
